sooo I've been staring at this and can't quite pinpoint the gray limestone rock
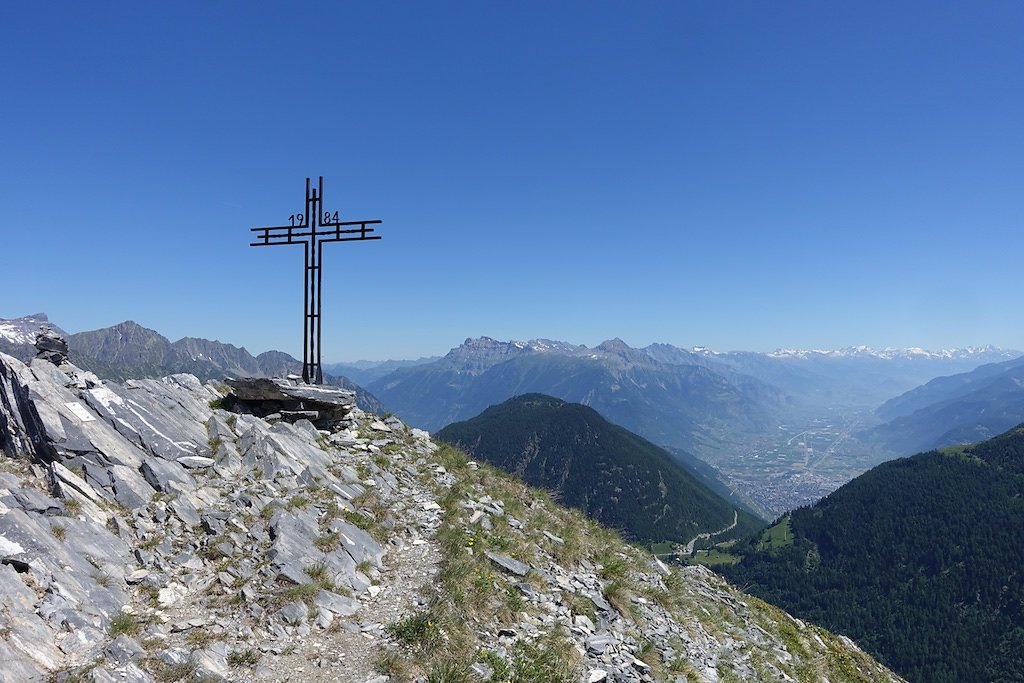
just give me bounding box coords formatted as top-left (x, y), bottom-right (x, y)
top-left (89, 381), bottom-right (209, 461)
top-left (0, 563), bottom-right (63, 674)
top-left (277, 600), bottom-right (310, 625)
top-left (194, 641), bottom-right (230, 681)
top-left (89, 663), bottom-right (152, 683)
top-left (108, 464), bottom-right (155, 509)
top-left (328, 518), bottom-right (386, 569)
top-left (212, 441), bottom-right (242, 478)
top-left (141, 457), bottom-right (195, 493)
top-left (268, 509), bottom-right (321, 568)
top-left (315, 589), bottom-right (361, 617)
top-left (11, 486), bottom-right (63, 515)
top-left (169, 497), bottom-right (201, 527)
top-left (178, 455), bottom-right (215, 469)
top-left (485, 551), bottom-right (531, 577)
top-left (105, 634), bottom-right (146, 665)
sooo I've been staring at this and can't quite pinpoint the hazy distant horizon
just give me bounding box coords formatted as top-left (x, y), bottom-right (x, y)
top-left (3, 310), bottom-right (1020, 365)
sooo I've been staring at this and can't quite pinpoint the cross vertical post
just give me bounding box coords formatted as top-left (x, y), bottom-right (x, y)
top-left (250, 177), bottom-right (382, 384)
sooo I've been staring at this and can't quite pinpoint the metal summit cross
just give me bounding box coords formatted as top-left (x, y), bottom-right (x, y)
top-left (250, 176), bottom-right (382, 384)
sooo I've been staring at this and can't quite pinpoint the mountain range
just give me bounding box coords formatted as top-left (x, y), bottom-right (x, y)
top-left (7, 313), bottom-right (1023, 512)
top-left (0, 314), bottom-right (384, 414)
top-left (367, 335), bottom-right (1019, 438)
top-left (862, 355), bottom-right (1024, 455)
top-left (436, 394), bottom-right (764, 544)
top-left (677, 343), bottom-right (1019, 410)
top-left (365, 334), bottom-right (1020, 513)
top-left (322, 357), bottom-right (439, 386)
top-left (0, 313), bottom-right (68, 356)
top-left (369, 336), bottom-right (790, 458)
top-left (718, 424), bottom-right (1024, 683)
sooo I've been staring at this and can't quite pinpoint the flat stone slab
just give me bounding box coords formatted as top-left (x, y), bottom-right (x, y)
top-left (225, 377), bottom-right (354, 407)
top-left (484, 551), bottom-right (531, 577)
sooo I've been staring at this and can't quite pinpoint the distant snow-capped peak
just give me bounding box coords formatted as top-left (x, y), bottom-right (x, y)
top-left (766, 345), bottom-right (1012, 360)
top-left (0, 313), bottom-right (56, 345)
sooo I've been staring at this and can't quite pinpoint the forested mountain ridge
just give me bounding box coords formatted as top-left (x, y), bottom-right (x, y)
top-left (876, 354), bottom-right (1024, 420)
top-left (436, 394), bottom-right (764, 545)
top-left (864, 355), bottom-right (1024, 456)
top-left (718, 425), bottom-right (1024, 683)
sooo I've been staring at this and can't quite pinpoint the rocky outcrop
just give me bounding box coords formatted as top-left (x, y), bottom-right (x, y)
top-left (223, 376), bottom-right (356, 430)
top-left (35, 327), bottom-right (70, 366)
top-left (1, 315), bottom-right (388, 416)
top-left (0, 350), bottom-right (903, 682)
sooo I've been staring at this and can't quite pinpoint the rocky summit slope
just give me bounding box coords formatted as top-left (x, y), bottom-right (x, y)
top-left (0, 349), bottom-right (902, 683)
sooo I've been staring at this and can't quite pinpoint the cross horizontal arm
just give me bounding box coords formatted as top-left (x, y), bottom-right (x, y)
top-left (250, 240), bottom-right (304, 247)
top-left (317, 235), bottom-right (383, 244)
top-left (250, 219), bottom-right (382, 234)
top-left (250, 221), bottom-right (383, 247)
top-left (249, 234), bottom-right (382, 247)
top-left (319, 219), bottom-right (383, 228)
top-left (249, 224), bottom-right (295, 233)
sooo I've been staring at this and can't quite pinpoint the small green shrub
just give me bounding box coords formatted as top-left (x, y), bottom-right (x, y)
top-left (603, 581), bottom-right (634, 616)
top-left (426, 659), bottom-right (473, 683)
top-left (596, 550), bottom-right (630, 580)
top-left (386, 611), bottom-right (439, 651)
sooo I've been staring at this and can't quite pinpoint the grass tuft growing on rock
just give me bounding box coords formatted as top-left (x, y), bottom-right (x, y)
top-left (374, 649), bottom-right (415, 680)
top-left (305, 560), bottom-right (336, 591)
top-left (425, 659), bottom-right (474, 683)
top-left (285, 494), bottom-right (310, 510)
top-left (151, 657), bottom-right (198, 682)
top-left (508, 630), bottom-right (581, 683)
top-left (280, 582), bottom-right (320, 607)
top-left (226, 649), bottom-right (260, 668)
top-left (386, 611), bottom-right (441, 651)
top-left (108, 612), bottom-right (140, 637)
top-left (314, 531), bottom-right (339, 550)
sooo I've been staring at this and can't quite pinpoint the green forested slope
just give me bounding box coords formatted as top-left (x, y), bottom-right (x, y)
top-left (720, 425), bottom-right (1024, 683)
top-left (436, 394), bottom-right (763, 545)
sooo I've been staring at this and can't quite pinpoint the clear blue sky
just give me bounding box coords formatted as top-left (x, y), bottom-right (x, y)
top-left (3, 2), bottom-right (1022, 361)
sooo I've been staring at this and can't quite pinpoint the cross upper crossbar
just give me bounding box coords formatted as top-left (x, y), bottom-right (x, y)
top-left (250, 220), bottom-right (382, 246)
top-left (249, 176), bottom-right (382, 384)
